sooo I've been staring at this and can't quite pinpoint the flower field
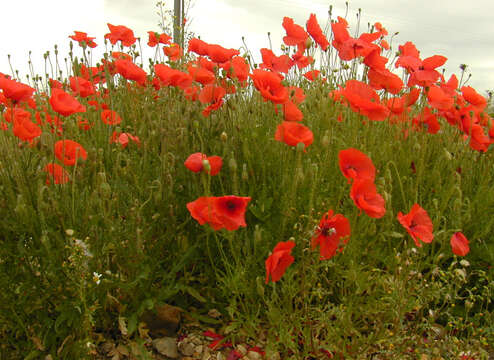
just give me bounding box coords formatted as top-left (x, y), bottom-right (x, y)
top-left (0, 3), bottom-right (493, 359)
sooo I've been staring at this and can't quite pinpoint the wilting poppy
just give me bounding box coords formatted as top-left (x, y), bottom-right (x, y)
top-left (213, 196), bottom-right (251, 231)
top-left (339, 148), bottom-right (376, 183)
top-left (265, 240), bottom-right (295, 283)
top-left (101, 109), bottom-right (122, 125)
top-left (49, 88), bottom-right (86, 116)
top-left (54, 139), bottom-right (87, 166)
top-left (311, 210), bottom-right (351, 260)
top-left (274, 121), bottom-right (313, 149)
top-left (397, 203), bottom-right (434, 247)
top-left (184, 152), bottom-right (222, 176)
top-left (450, 232), bottom-right (470, 256)
top-left (43, 163), bottom-right (70, 185)
top-left (350, 179), bottom-right (386, 218)
top-left (104, 23), bottom-right (136, 47)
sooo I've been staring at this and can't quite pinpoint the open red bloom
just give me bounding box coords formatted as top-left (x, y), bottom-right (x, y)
top-left (274, 121), bottom-right (313, 149)
top-left (251, 69), bottom-right (288, 104)
top-left (163, 43), bottom-right (183, 62)
top-left (450, 232), bottom-right (469, 256)
top-left (104, 23), bottom-right (136, 46)
top-left (397, 204), bottom-right (434, 247)
top-left (147, 31), bottom-right (171, 47)
top-left (184, 152), bottom-right (222, 176)
top-left (306, 13), bottom-right (329, 50)
top-left (110, 131), bottom-right (140, 148)
top-left (339, 80), bottom-right (389, 121)
top-left (350, 179), bottom-right (386, 218)
top-left (282, 100), bottom-right (303, 122)
top-left (101, 109), bottom-right (122, 125)
top-left (265, 240), bottom-right (295, 283)
top-left (213, 196), bottom-right (251, 231)
top-left (260, 48), bottom-right (294, 74)
top-left (43, 163), bottom-right (70, 185)
top-left (338, 148), bottom-right (376, 183)
top-left (13, 110), bottom-right (42, 143)
top-left (115, 59), bottom-right (147, 86)
top-left (69, 76), bottom-right (95, 98)
top-left (54, 140), bottom-right (87, 166)
top-left (0, 76), bottom-right (35, 103)
top-left (154, 64), bottom-right (192, 89)
top-left (206, 43), bottom-right (240, 63)
top-left (69, 31), bottom-right (97, 48)
top-left (187, 195), bottom-right (251, 231)
top-left (49, 88), bottom-right (86, 116)
top-left (311, 210), bottom-right (351, 260)
top-left (282, 17), bottom-right (308, 46)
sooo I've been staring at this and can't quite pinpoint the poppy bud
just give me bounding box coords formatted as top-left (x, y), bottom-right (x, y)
top-left (321, 134), bottom-right (330, 147)
top-left (229, 157), bottom-right (237, 171)
top-left (202, 159), bottom-right (211, 173)
top-left (241, 163), bottom-right (248, 181)
top-left (220, 131), bottom-right (227, 142)
top-left (296, 142), bottom-right (305, 152)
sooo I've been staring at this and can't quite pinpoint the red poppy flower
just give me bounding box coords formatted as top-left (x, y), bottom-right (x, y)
top-left (187, 197), bottom-right (224, 230)
top-left (338, 148), bottom-right (376, 183)
top-left (282, 100), bottom-right (303, 122)
top-left (69, 76), bottom-right (95, 98)
top-left (213, 196), bottom-right (251, 231)
top-left (43, 163), bottom-right (70, 185)
top-left (188, 38), bottom-right (210, 56)
top-left (259, 48), bottom-right (294, 74)
top-left (163, 43), bottom-right (183, 62)
top-left (49, 88), bottom-right (86, 116)
top-left (461, 86), bottom-right (487, 111)
top-left (187, 65), bottom-right (215, 85)
top-left (350, 179), bottom-right (386, 218)
top-left (54, 139), bottom-right (87, 166)
top-left (339, 80), bottom-right (389, 121)
top-left (104, 23), bottom-right (136, 47)
top-left (220, 56), bottom-right (249, 83)
top-left (265, 240), bottom-right (295, 283)
top-left (306, 13), bottom-right (329, 50)
top-left (367, 68), bottom-right (403, 94)
top-left (110, 131), bottom-right (140, 148)
top-left (450, 232), bottom-right (470, 256)
top-left (282, 17), bottom-right (308, 46)
top-left (154, 64), bottom-right (192, 89)
top-left (12, 108), bottom-right (42, 143)
top-left (69, 31), bottom-right (97, 48)
top-left (147, 31), bottom-right (171, 47)
top-left (250, 69), bottom-right (288, 104)
top-left (199, 85), bottom-right (226, 117)
top-left (184, 152), bottom-right (222, 176)
top-left (206, 43), bottom-right (240, 63)
top-left (311, 210), bottom-right (351, 260)
top-left (115, 59), bottom-right (147, 86)
top-left (397, 203), bottom-right (434, 247)
top-left (303, 70), bottom-right (320, 81)
top-left (426, 85), bottom-right (454, 111)
top-left (274, 121), bottom-right (313, 149)
top-left (0, 76), bottom-right (35, 103)
top-left (101, 109), bottom-right (122, 125)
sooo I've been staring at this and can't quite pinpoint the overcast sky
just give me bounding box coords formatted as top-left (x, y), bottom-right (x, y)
top-left (1, 0), bottom-right (493, 94)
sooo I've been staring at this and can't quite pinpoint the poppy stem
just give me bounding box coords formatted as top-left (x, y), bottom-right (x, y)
top-left (388, 160), bottom-right (407, 208)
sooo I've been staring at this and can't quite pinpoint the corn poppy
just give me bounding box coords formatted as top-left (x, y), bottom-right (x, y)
top-left (0, 76), bottom-right (35, 103)
top-left (154, 64), bottom-right (192, 90)
top-left (184, 152), bottom-right (222, 176)
top-left (69, 31), bottom-right (97, 48)
top-left (101, 109), bottom-right (122, 125)
top-left (54, 139), bottom-right (87, 166)
top-left (282, 17), bottom-right (308, 46)
top-left (163, 43), bottom-right (183, 62)
top-left (339, 80), bottom-right (389, 121)
top-left (311, 210), bottom-right (351, 260)
top-left (265, 240), bottom-right (295, 283)
top-left (282, 100), bottom-right (303, 122)
top-left (338, 148), bottom-right (376, 183)
top-left (188, 38), bottom-right (210, 56)
top-left (350, 179), bottom-right (386, 218)
top-left (220, 56), bottom-right (249, 84)
top-left (115, 59), bottom-right (147, 86)
top-left (213, 196), bottom-right (251, 231)
top-left (397, 204), bottom-right (434, 247)
top-left (461, 86), bottom-right (487, 111)
top-left (104, 23), bottom-right (136, 47)
top-left (274, 121), bottom-right (313, 149)
top-left (306, 13), bottom-right (329, 51)
top-left (49, 88), bottom-right (86, 117)
top-left (187, 65), bottom-right (215, 85)
top-left (259, 48), bottom-right (294, 74)
top-left (450, 232), bottom-right (470, 256)
top-left (147, 31), bottom-right (171, 47)
top-left (206, 43), bottom-right (240, 63)
top-left (110, 131), bottom-right (140, 148)
top-left (69, 76), bottom-right (95, 98)
top-left (367, 68), bottom-right (403, 95)
top-left (250, 69), bottom-right (288, 104)
top-left (13, 115), bottom-right (42, 143)
top-left (43, 163), bottom-right (70, 185)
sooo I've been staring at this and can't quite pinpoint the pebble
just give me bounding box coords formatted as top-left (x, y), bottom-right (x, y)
top-left (152, 337), bottom-right (178, 358)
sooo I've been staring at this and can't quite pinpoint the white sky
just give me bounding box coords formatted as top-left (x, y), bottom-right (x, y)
top-left (1, 0), bottom-right (494, 94)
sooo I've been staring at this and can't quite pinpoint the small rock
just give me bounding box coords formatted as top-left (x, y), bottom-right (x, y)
top-left (152, 337), bottom-right (178, 358)
top-left (236, 345), bottom-right (247, 356)
top-left (178, 341), bottom-right (195, 356)
top-left (141, 304), bottom-right (182, 337)
top-left (246, 351), bottom-right (262, 360)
